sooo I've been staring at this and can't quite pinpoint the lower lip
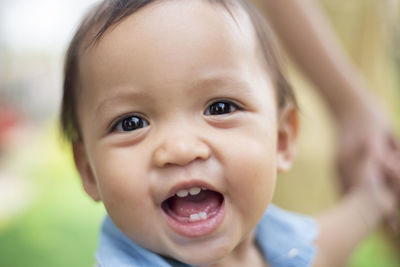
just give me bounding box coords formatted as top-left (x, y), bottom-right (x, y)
top-left (162, 200), bottom-right (225, 238)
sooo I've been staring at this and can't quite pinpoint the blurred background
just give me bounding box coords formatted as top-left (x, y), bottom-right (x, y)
top-left (0, 0), bottom-right (399, 266)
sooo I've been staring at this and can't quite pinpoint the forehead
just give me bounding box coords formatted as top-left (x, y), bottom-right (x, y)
top-left (90, 0), bottom-right (258, 52)
top-left (78, 0), bottom-right (268, 103)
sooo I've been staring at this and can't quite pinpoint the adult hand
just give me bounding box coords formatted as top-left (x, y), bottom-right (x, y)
top-left (336, 104), bottom-right (400, 231)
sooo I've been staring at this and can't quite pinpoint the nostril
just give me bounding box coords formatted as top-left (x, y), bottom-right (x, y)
top-left (152, 137), bottom-right (211, 167)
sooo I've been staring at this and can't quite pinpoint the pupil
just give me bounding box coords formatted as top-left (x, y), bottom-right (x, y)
top-left (211, 102), bottom-right (229, 114)
top-left (122, 117), bottom-right (142, 131)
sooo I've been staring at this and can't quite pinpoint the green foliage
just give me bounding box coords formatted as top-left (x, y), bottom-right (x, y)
top-left (349, 232), bottom-right (400, 267)
top-left (0, 126), bottom-right (105, 267)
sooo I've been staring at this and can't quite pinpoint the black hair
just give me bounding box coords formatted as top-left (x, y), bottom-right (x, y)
top-left (60, 0), bottom-right (296, 143)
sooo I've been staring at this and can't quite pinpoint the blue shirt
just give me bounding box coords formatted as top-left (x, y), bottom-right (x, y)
top-left (96, 204), bottom-right (318, 267)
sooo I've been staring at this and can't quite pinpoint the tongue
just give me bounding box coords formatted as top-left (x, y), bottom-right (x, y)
top-left (169, 190), bottom-right (221, 217)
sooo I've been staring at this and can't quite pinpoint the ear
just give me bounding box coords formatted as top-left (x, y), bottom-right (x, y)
top-left (73, 142), bottom-right (101, 201)
top-left (277, 104), bottom-right (299, 172)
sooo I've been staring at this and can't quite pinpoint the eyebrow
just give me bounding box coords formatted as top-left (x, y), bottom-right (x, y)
top-left (191, 75), bottom-right (256, 97)
top-left (95, 89), bottom-right (152, 115)
top-left (95, 75), bottom-right (257, 114)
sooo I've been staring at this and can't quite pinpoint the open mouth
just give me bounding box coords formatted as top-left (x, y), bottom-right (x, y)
top-left (161, 186), bottom-right (225, 237)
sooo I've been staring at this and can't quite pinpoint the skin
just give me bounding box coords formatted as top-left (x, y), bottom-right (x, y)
top-left (73, 1), bottom-right (298, 266)
top-left (253, 0), bottom-right (400, 228)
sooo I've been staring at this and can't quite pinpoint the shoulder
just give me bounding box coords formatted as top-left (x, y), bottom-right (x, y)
top-left (256, 204), bottom-right (319, 267)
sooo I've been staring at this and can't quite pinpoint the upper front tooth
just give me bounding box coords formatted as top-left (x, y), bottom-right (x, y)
top-left (189, 187), bottom-right (201, 196)
top-left (176, 189), bottom-right (189, 197)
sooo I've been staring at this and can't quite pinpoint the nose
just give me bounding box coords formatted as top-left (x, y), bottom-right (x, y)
top-left (152, 132), bottom-right (211, 168)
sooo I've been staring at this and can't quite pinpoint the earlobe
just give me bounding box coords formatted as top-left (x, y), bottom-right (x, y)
top-left (277, 104), bottom-right (299, 172)
top-left (73, 143), bottom-right (101, 201)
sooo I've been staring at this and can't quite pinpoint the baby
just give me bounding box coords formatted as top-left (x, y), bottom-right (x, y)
top-left (60, 0), bottom-right (399, 266)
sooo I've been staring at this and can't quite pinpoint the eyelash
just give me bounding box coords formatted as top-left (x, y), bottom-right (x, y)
top-left (204, 99), bottom-right (241, 116)
top-left (110, 114), bottom-right (149, 133)
top-left (109, 99), bottom-right (241, 133)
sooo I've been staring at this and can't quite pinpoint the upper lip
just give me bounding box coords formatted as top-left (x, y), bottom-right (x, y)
top-left (162, 179), bottom-right (219, 202)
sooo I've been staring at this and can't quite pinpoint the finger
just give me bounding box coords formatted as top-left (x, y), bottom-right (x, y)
top-left (336, 159), bottom-right (363, 193)
top-left (365, 134), bottom-right (386, 159)
top-left (385, 204), bottom-right (400, 236)
top-left (379, 154), bottom-right (400, 236)
top-left (393, 151), bottom-right (400, 176)
top-left (380, 152), bottom-right (400, 195)
top-left (384, 214), bottom-right (400, 236)
top-left (336, 145), bottom-right (367, 192)
top-left (336, 161), bottom-right (351, 192)
top-left (387, 133), bottom-right (400, 152)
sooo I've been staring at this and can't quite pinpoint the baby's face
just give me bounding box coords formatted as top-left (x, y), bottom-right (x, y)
top-left (75, 1), bottom-right (291, 265)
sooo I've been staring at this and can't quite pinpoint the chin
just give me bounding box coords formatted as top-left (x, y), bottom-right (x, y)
top-left (175, 254), bottom-right (224, 267)
top-left (166, 239), bottom-right (235, 267)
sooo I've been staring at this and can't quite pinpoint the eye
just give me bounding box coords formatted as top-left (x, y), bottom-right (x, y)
top-left (111, 115), bottom-right (149, 133)
top-left (204, 100), bottom-right (240, 116)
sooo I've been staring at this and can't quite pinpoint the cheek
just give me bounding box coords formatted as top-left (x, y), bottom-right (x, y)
top-left (92, 147), bottom-right (151, 215)
top-left (224, 131), bottom-right (277, 217)
top-left (91, 148), bottom-right (167, 250)
top-left (229, 148), bottom-right (276, 209)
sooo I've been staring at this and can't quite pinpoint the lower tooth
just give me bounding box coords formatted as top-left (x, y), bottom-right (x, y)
top-left (189, 214), bottom-right (200, 222)
top-left (189, 212), bottom-right (208, 222)
top-left (199, 212), bottom-right (207, 220)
